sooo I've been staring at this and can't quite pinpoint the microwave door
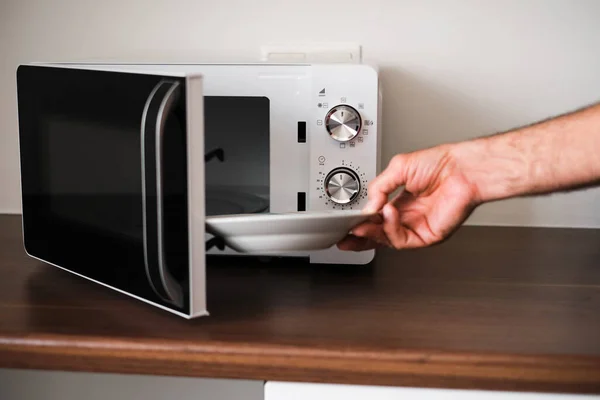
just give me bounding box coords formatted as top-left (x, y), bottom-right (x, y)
top-left (16, 65), bottom-right (198, 314)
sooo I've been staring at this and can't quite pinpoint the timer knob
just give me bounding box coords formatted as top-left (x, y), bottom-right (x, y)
top-left (324, 167), bottom-right (361, 205)
top-left (325, 105), bottom-right (362, 142)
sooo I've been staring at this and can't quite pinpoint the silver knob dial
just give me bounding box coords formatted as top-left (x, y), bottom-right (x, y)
top-left (325, 167), bottom-right (361, 205)
top-left (325, 105), bottom-right (362, 142)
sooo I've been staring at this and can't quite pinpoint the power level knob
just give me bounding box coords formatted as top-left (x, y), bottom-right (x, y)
top-left (325, 105), bottom-right (362, 142)
top-left (324, 167), bottom-right (361, 205)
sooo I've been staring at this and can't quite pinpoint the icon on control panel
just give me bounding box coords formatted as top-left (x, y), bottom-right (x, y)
top-left (358, 103), bottom-right (364, 109)
top-left (319, 88), bottom-right (326, 96)
top-left (318, 156), bottom-right (326, 165)
top-left (323, 102), bottom-right (328, 108)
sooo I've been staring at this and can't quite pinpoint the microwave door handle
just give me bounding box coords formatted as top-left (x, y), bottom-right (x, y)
top-left (141, 80), bottom-right (184, 309)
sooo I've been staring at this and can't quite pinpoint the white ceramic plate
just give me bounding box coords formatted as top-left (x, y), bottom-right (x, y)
top-left (205, 210), bottom-right (375, 253)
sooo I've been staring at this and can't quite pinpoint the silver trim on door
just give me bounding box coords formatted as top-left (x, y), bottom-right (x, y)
top-left (141, 79), bottom-right (184, 308)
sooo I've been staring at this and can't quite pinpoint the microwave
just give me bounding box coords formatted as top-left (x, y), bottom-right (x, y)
top-left (16, 62), bottom-right (382, 318)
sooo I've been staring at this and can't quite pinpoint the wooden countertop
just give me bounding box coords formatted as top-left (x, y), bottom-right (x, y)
top-left (1, 214), bottom-right (600, 393)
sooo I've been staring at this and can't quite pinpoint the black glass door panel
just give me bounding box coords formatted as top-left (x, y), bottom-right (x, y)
top-left (17, 65), bottom-right (189, 312)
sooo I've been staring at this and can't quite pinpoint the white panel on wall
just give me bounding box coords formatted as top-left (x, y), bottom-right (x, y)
top-left (1, 0), bottom-right (600, 226)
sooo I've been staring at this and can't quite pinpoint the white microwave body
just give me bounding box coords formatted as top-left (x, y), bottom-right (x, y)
top-left (16, 62), bottom-right (382, 318)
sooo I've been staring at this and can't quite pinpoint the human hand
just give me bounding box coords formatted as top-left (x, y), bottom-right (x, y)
top-left (337, 144), bottom-right (482, 251)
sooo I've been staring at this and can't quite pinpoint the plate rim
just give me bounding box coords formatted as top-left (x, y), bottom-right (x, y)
top-left (205, 209), bottom-right (376, 225)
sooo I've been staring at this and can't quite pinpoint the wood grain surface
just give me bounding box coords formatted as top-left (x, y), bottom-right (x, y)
top-left (1, 214), bottom-right (600, 393)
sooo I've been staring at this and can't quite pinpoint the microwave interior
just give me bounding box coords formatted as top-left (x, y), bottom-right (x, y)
top-left (203, 96), bottom-right (271, 217)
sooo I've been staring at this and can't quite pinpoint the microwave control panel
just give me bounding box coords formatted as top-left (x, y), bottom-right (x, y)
top-left (308, 64), bottom-right (381, 212)
top-left (307, 64), bottom-right (381, 265)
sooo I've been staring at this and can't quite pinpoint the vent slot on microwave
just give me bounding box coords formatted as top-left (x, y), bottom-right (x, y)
top-left (297, 192), bottom-right (306, 212)
top-left (297, 121), bottom-right (306, 143)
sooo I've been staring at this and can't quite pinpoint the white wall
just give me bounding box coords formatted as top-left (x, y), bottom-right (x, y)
top-left (2, 0), bottom-right (600, 227)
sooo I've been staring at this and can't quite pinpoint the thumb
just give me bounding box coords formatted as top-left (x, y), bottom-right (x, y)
top-left (363, 154), bottom-right (409, 213)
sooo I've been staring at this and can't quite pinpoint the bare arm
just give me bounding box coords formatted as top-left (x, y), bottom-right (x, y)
top-left (454, 102), bottom-right (600, 203)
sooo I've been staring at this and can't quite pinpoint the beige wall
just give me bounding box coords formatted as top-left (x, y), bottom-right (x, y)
top-left (2, 0), bottom-right (600, 226)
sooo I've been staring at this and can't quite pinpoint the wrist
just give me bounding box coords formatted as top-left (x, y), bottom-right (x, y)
top-left (449, 134), bottom-right (530, 203)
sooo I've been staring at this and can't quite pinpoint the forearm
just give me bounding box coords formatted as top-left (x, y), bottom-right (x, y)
top-left (452, 103), bottom-right (600, 203)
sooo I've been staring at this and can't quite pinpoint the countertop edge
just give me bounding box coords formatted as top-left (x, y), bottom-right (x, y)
top-left (1, 334), bottom-right (600, 394)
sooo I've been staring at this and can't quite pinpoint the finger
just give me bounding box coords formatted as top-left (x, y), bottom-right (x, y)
top-left (363, 155), bottom-right (408, 213)
top-left (350, 221), bottom-right (389, 246)
top-left (381, 203), bottom-right (423, 249)
top-left (351, 213), bottom-right (383, 231)
top-left (336, 235), bottom-right (374, 251)
top-left (337, 235), bottom-right (384, 252)
top-left (366, 212), bottom-right (384, 224)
